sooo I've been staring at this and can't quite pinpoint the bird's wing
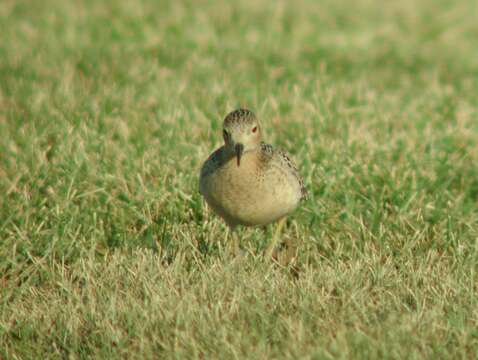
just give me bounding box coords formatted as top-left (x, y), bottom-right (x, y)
top-left (260, 142), bottom-right (308, 201)
top-left (199, 146), bottom-right (225, 183)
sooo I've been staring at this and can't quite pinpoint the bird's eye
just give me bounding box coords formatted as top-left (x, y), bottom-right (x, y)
top-left (252, 126), bottom-right (257, 133)
top-left (223, 130), bottom-right (228, 138)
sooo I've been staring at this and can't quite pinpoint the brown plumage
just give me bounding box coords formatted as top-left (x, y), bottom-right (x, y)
top-left (199, 109), bottom-right (307, 229)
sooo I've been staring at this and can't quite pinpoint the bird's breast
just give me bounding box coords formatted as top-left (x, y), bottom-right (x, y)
top-left (200, 153), bottom-right (301, 226)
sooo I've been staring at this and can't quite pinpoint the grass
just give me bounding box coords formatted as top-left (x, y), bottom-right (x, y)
top-left (1, 0), bottom-right (478, 358)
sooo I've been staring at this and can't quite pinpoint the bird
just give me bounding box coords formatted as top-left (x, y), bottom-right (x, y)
top-left (199, 108), bottom-right (307, 257)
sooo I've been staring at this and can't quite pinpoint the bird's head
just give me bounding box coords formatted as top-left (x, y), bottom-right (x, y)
top-left (222, 109), bottom-right (262, 167)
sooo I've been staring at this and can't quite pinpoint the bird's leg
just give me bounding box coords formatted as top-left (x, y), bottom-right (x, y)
top-left (224, 224), bottom-right (240, 256)
top-left (265, 217), bottom-right (287, 259)
top-left (231, 230), bottom-right (240, 256)
top-left (281, 221), bottom-right (299, 266)
top-left (223, 226), bottom-right (230, 245)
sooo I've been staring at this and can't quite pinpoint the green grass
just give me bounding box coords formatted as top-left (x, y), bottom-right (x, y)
top-left (1, 0), bottom-right (478, 358)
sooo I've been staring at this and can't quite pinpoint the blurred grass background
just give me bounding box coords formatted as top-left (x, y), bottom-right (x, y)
top-left (1, 0), bottom-right (478, 358)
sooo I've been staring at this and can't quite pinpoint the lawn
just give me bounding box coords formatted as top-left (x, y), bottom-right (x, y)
top-left (1, 0), bottom-right (478, 358)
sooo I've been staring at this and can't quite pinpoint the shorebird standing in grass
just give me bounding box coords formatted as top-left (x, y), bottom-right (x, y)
top-left (199, 109), bottom-right (307, 257)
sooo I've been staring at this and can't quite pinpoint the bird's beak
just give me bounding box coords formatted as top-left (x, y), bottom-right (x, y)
top-left (235, 143), bottom-right (244, 167)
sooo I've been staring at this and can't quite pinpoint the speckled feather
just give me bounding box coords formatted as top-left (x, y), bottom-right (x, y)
top-left (223, 109), bottom-right (256, 128)
top-left (200, 142), bottom-right (307, 201)
top-left (199, 147), bottom-right (226, 180)
top-left (259, 143), bottom-right (308, 201)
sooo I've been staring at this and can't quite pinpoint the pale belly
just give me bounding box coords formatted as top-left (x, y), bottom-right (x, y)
top-left (200, 155), bottom-right (301, 226)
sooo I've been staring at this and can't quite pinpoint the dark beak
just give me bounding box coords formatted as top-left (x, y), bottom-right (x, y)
top-left (235, 143), bottom-right (244, 167)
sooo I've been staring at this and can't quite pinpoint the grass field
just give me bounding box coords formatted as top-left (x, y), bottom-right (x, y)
top-left (1, 0), bottom-right (478, 358)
